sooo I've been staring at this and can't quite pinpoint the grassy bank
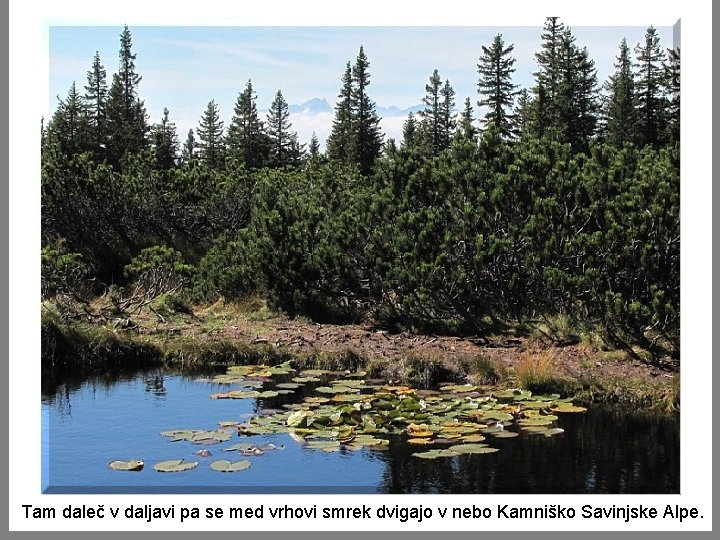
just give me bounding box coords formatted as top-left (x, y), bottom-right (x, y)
top-left (41, 308), bottom-right (679, 413)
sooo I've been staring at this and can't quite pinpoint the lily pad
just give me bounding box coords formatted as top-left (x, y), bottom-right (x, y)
top-left (542, 428), bottom-right (565, 438)
top-left (306, 440), bottom-right (341, 452)
top-left (210, 459), bottom-right (252, 472)
top-left (551, 404), bottom-right (588, 413)
top-left (441, 384), bottom-right (478, 393)
top-left (287, 409), bottom-right (315, 427)
top-left (154, 459), bottom-right (198, 473)
top-left (223, 443), bottom-right (256, 452)
top-left (276, 382), bottom-right (302, 389)
top-left (489, 431), bottom-right (519, 439)
top-left (407, 438), bottom-right (434, 445)
top-left (517, 417), bottom-right (556, 427)
top-left (412, 449), bottom-right (460, 459)
top-left (448, 444), bottom-right (499, 454)
top-left (108, 460), bottom-right (144, 471)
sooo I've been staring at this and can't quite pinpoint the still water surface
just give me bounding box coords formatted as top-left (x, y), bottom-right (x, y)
top-left (42, 370), bottom-right (679, 494)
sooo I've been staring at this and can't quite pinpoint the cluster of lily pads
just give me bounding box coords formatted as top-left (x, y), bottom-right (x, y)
top-left (211, 363), bottom-right (585, 459)
top-left (108, 362), bottom-right (587, 472)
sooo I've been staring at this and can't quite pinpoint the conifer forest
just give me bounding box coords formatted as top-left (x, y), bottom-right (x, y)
top-left (41, 19), bottom-right (680, 363)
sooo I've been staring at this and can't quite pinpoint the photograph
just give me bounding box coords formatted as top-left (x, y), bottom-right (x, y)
top-left (40, 20), bottom-right (680, 495)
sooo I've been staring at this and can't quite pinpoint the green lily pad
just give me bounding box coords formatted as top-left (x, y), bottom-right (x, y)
top-left (517, 416), bottom-right (556, 427)
top-left (257, 390), bottom-right (280, 398)
top-left (210, 459), bottom-right (252, 472)
top-left (306, 440), bottom-right (341, 451)
top-left (412, 449), bottom-right (461, 459)
top-left (521, 426), bottom-right (551, 433)
top-left (490, 431), bottom-right (519, 438)
top-left (276, 382), bottom-right (302, 389)
top-left (542, 428), bottom-right (565, 437)
top-left (293, 376), bottom-right (322, 383)
top-left (108, 460), bottom-right (144, 471)
top-left (448, 444), bottom-right (499, 454)
top-left (154, 459), bottom-right (198, 473)
top-left (160, 429), bottom-right (198, 442)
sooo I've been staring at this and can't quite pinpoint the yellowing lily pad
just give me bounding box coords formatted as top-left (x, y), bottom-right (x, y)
top-left (407, 437), bottom-right (434, 445)
top-left (108, 460), bottom-right (144, 471)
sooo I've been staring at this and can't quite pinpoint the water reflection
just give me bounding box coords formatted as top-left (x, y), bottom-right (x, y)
top-left (374, 406), bottom-right (679, 494)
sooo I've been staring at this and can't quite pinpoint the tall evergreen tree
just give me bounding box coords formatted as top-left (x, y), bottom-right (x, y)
top-left (512, 88), bottom-right (533, 138)
top-left (351, 46), bottom-right (383, 176)
top-left (477, 34), bottom-right (518, 139)
top-left (603, 38), bottom-right (637, 147)
top-left (105, 25), bottom-right (148, 168)
top-left (226, 80), bottom-right (270, 169)
top-left (558, 33), bottom-right (599, 153)
top-left (532, 17), bottom-right (565, 138)
top-left (266, 89), bottom-right (294, 167)
top-left (181, 129), bottom-right (197, 166)
top-left (634, 26), bottom-right (666, 148)
top-left (662, 46), bottom-right (680, 145)
top-left (457, 97), bottom-right (477, 140)
top-left (196, 99), bottom-right (225, 169)
top-left (326, 62), bottom-right (354, 163)
top-left (420, 69), bottom-right (443, 152)
top-left (440, 79), bottom-right (457, 148)
top-left (151, 107), bottom-right (179, 170)
top-left (308, 132), bottom-right (321, 160)
top-left (83, 51), bottom-right (108, 159)
top-left (46, 82), bottom-right (91, 157)
top-left (402, 112), bottom-right (418, 148)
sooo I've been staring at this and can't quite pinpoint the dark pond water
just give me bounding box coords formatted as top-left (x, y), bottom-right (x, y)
top-left (41, 369), bottom-right (679, 494)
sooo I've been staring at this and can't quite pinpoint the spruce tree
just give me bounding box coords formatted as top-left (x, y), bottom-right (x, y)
top-left (46, 82), bottom-right (91, 157)
top-left (105, 25), bottom-right (148, 168)
top-left (603, 38), bottom-right (637, 147)
top-left (151, 107), bottom-right (180, 170)
top-left (196, 99), bottom-right (225, 169)
top-left (634, 26), bottom-right (665, 148)
top-left (266, 89), bottom-right (294, 167)
top-left (226, 80), bottom-right (270, 169)
top-left (181, 129), bottom-right (197, 166)
top-left (440, 79), bottom-right (456, 149)
top-left (662, 46), bottom-right (680, 145)
top-left (512, 88), bottom-right (533, 138)
top-left (351, 46), bottom-right (383, 176)
top-left (420, 69), bottom-right (443, 152)
top-left (477, 34), bottom-right (518, 139)
top-left (532, 17), bottom-right (565, 138)
top-left (326, 62), bottom-right (354, 163)
top-left (402, 112), bottom-right (418, 148)
top-left (558, 33), bottom-right (599, 153)
top-left (457, 97), bottom-right (476, 140)
top-left (83, 51), bottom-right (107, 159)
top-left (308, 132), bottom-right (321, 160)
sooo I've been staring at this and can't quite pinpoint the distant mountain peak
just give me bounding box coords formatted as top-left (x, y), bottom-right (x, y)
top-left (288, 98), bottom-right (332, 114)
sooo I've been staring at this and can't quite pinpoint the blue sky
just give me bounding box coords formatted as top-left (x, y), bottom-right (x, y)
top-left (48, 24), bottom-right (674, 148)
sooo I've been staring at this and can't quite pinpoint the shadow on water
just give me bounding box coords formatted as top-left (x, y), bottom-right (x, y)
top-left (375, 405), bottom-right (679, 494)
